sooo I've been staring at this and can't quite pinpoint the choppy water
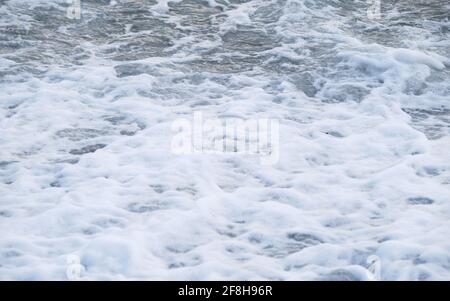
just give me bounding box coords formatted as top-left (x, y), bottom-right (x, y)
top-left (0, 0), bottom-right (449, 280)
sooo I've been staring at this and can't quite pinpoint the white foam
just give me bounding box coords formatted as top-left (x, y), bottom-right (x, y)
top-left (0, 0), bottom-right (449, 281)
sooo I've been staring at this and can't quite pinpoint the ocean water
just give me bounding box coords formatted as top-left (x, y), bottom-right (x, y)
top-left (0, 0), bottom-right (449, 280)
